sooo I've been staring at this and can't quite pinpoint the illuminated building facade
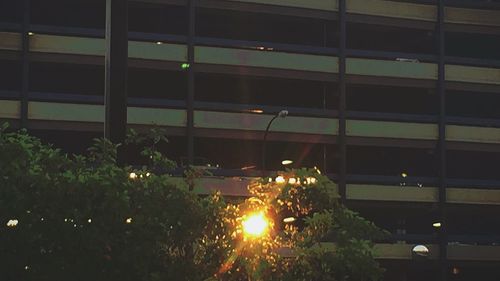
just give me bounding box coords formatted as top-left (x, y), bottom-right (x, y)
top-left (1, 0), bottom-right (500, 280)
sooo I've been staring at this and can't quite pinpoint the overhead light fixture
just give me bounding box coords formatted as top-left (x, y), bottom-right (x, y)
top-left (432, 222), bottom-right (442, 228)
top-left (412, 244), bottom-right (430, 258)
top-left (275, 176), bottom-right (285, 184)
top-left (278, 110), bottom-right (288, 118)
top-left (281, 159), bottom-right (293, 166)
top-left (6, 219), bottom-right (19, 227)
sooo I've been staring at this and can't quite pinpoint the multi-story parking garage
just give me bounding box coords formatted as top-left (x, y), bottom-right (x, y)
top-left (1, 0), bottom-right (500, 280)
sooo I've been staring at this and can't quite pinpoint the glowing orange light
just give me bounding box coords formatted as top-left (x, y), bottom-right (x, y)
top-left (248, 109), bottom-right (264, 114)
top-left (242, 212), bottom-right (269, 238)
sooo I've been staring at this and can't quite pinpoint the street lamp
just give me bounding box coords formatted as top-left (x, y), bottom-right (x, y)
top-left (242, 212), bottom-right (270, 239)
top-left (412, 244), bottom-right (430, 260)
top-left (262, 110), bottom-right (288, 173)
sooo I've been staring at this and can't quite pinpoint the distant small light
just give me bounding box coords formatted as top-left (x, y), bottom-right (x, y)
top-left (288, 178), bottom-right (297, 185)
top-left (126, 218), bottom-right (133, 224)
top-left (248, 109), bottom-right (264, 114)
top-left (6, 219), bottom-right (18, 227)
top-left (275, 176), bottom-right (285, 184)
top-left (401, 172), bottom-right (408, 178)
top-left (73, 224), bottom-right (77, 228)
top-left (452, 267), bottom-right (460, 275)
top-left (241, 165), bottom-right (256, 171)
top-left (283, 217), bottom-right (296, 223)
top-left (40, 218), bottom-right (44, 222)
top-left (146, 172), bottom-right (151, 177)
top-left (64, 218), bottom-right (68, 222)
top-left (181, 63), bottom-right (190, 69)
top-left (24, 265), bottom-right (29, 270)
top-left (27, 32), bottom-right (34, 36)
top-left (433, 222), bottom-right (442, 228)
top-left (256, 46), bottom-right (265, 50)
top-left (281, 160), bottom-right (293, 166)
top-left (417, 183), bottom-right (423, 188)
top-left (313, 166), bottom-right (321, 174)
top-left (155, 41), bottom-right (163, 45)
top-left (87, 219), bottom-right (92, 223)
top-left (306, 177), bottom-right (317, 185)
top-left (129, 172), bottom-right (137, 179)
top-left (26, 210), bottom-right (31, 214)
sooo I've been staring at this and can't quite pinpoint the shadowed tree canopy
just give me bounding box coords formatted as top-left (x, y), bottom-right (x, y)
top-left (0, 123), bottom-right (386, 281)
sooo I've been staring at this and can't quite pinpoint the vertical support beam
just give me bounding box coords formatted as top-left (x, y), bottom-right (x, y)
top-left (338, 0), bottom-right (347, 203)
top-left (186, 0), bottom-right (196, 165)
top-left (20, 0), bottom-right (30, 128)
top-left (104, 0), bottom-right (128, 150)
top-left (437, 0), bottom-right (447, 280)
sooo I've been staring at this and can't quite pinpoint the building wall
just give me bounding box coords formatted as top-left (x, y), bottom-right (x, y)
top-left (1, 0), bottom-right (500, 280)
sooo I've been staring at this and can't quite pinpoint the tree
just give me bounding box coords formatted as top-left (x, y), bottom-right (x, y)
top-left (0, 123), bottom-right (386, 281)
top-left (210, 169), bottom-right (387, 281)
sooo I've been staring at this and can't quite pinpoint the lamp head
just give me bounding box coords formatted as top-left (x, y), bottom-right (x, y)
top-left (278, 110), bottom-right (288, 118)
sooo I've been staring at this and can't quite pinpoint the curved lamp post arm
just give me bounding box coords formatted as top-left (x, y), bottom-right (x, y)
top-left (261, 110), bottom-right (288, 174)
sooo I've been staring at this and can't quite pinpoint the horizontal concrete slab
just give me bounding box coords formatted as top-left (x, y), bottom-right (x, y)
top-left (226, 0), bottom-right (338, 11)
top-left (0, 100), bottom-right (21, 119)
top-left (448, 245), bottom-right (500, 261)
top-left (347, 184), bottom-right (438, 203)
top-left (346, 120), bottom-right (438, 140)
top-left (447, 125), bottom-right (500, 144)
top-left (194, 111), bottom-right (339, 135)
top-left (195, 46), bottom-right (339, 73)
top-left (447, 188), bottom-right (500, 205)
top-left (347, 0), bottom-right (436, 22)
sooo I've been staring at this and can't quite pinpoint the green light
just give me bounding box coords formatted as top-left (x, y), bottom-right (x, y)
top-left (181, 63), bottom-right (190, 69)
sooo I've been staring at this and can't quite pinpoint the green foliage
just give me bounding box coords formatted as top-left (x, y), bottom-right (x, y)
top-left (0, 124), bottom-right (386, 281)
top-left (216, 168), bottom-right (388, 281)
top-left (0, 124), bottom-right (223, 281)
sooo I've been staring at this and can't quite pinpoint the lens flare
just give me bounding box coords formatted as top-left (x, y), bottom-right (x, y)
top-left (242, 212), bottom-right (269, 238)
